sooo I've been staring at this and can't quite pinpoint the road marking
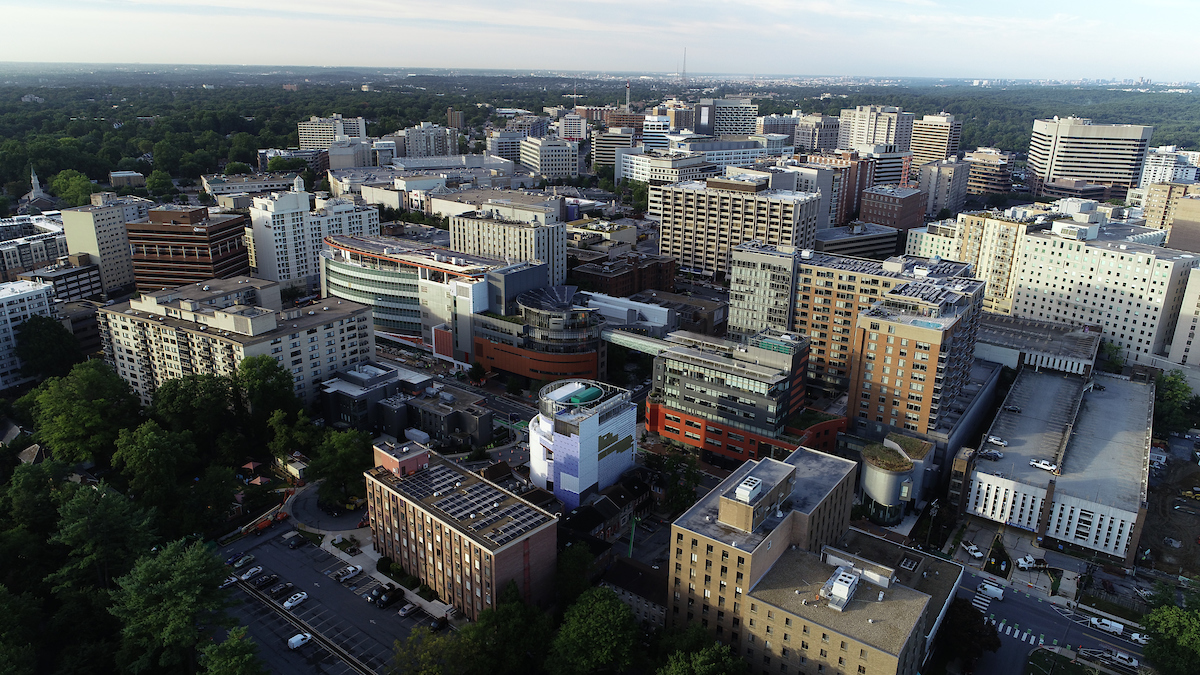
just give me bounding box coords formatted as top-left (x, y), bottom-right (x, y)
top-left (1006, 626), bottom-right (1012, 636)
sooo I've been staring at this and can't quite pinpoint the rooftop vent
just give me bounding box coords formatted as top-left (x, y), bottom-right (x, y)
top-left (734, 476), bottom-right (762, 503)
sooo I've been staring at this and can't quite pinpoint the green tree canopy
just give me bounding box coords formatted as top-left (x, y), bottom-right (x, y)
top-left (389, 627), bottom-right (472, 675)
top-left (48, 483), bottom-right (157, 593)
top-left (14, 314), bottom-right (84, 380)
top-left (468, 361), bottom-right (486, 382)
top-left (937, 598), bottom-right (1000, 666)
top-left (145, 169), bottom-right (175, 196)
top-left (49, 169), bottom-right (99, 207)
top-left (309, 429), bottom-right (372, 502)
top-left (109, 538), bottom-right (232, 674)
top-left (458, 580), bottom-right (553, 675)
top-left (113, 421), bottom-right (197, 510)
top-left (234, 355), bottom-right (299, 433)
top-left (657, 642), bottom-right (747, 675)
top-left (546, 587), bottom-right (637, 675)
top-left (151, 374), bottom-right (234, 449)
top-left (199, 626), bottom-right (268, 675)
top-left (1144, 605), bottom-right (1200, 675)
top-left (222, 162), bottom-right (252, 176)
top-left (0, 584), bottom-right (38, 675)
top-left (266, 157), bottom-right (308, 172)
top-left (1156, 369), bottom-right (1194, 433)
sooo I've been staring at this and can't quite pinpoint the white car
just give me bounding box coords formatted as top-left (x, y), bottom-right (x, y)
top-left (398, 603), bottom-right (419, 617)
top-left (333, 565), bottom-right (362, 582)
top-left (287, 633), bottom-right (312, 649)
top-left (987, 435), bottom-right (1008, 447)
top-left (283, 592), bottom-right (309, 610)
top-left (239, 565), bottom-right (263, 581)
top-left (219, 575), bottom-right (239, 589)
top-left (961, 542), bottom-right (984, 559)
top-left (1128, 633), bottom-right (1149, 645)
top-left (1029, 458), bottom-right (1058, 472)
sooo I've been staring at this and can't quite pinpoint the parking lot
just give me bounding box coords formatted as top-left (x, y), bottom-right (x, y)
top-left (222, 533), bottom-right (428, 674)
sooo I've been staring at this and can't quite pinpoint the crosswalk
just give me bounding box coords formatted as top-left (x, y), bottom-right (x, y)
top-left (971, 591), bottom-right (992, 613)
top-left (988, 618), bottom-right (1045, 646)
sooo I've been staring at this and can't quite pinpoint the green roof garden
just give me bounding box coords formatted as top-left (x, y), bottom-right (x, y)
top-left (862, 443), bottom-right (914, 472)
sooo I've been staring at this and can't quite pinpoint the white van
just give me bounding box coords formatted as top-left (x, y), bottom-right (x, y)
top-left (977, 582), bottom-right (1004, 601)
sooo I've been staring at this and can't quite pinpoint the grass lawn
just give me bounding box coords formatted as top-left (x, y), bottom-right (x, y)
top-left (1025, 649), bottom-right (1093, 675)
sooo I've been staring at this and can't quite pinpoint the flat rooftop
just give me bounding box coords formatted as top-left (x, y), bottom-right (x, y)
top-left (798, 253), bottom-right (973, 280)
top-left (976, 314), bottom-right (1101, 362)
top-left (750, 529), bottom-right (961, 656)
top-left (675, 448), bottom-right (857, 552)
top-left (1028, 228), bottom-right (1200, 261)
top-left (815, 222), bottom-right (899, 242)
top-left (933, 359), bottom-right (1002, 435)
top-left (325, 234), bottom-right (511, 275)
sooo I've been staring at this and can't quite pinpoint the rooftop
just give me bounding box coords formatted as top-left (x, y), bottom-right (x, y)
top-left (976, 314), bottom-right (1101, 362)
top-left (815, 222), bottom-right (900, 242)
top-left (798, 253), bottom-right (973, 280)
top-left (0, 280), bottom-right (52, 299)
top-left (1027, 228), bottom-right (1199, 261)
top-left (602, 558), bottom-right (668, 607)
top-left (518, 285), bottom-right (587, 312)
top-left (660, 179), bottom-right (821, 204)
top-left (864, 185), bottom-right (924, 198)
top-left (324, 234), bottom-right (514, 276)
top-left (627, 289), bottom-right (726, 313)
top-left (201, 172), bottom-right (299, 186)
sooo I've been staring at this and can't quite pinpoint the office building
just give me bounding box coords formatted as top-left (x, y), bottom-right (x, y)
top-left (396, 122), bottom-right (456, 158)
top-left (486, 130), bottom-right (527, 163)
top-left (1155, 195), bottom-right (1200, 254)
top-left (847, 270), bottom-right (985, 434)
top-left (694, 98), bottom-right (758, 136)
top-left (909, 114), bottom-right (962, 168)
top-left (799, 151), bottom-right (876, 221)
top-left (628, 289), bottom-right (728, 336)
top-left (558, 114), bottom-right (587, 142)
top-left (97, 276), bottom-right (373, 406)
top-left (446, 108), bottom-right (464, 130)
top-left (529, 379), bottom-right (636, 510)
top-left (647, 329), bottom-right (808, 467)
top-left (963, 148), bottom-right (1014, 195)
top-left (755, 112), bottom-right (802, 144)
top-left (838, 106), bottom-right (915, 152)
top-left (1167, 268), bottom-right (1200, 365)
top-left (815, 222), bottom-right (901, 259)
top-left (967, 370), bottom-right (1150, 564)
top-left (1140, 146), bottom-right (1200, 188)
top-left (1027, 116), bottom-right (1153, 200)
top-left (0, 280), bottom-right (56, 390)
top-left (450, 211), bottom-right (566, 286)
top-left (257, 148), bottom-right (329, 174)
top-left (856, 144), bottom-right (914, 187)
top-left (593, 127), bottom-right (637, 168)
top-left (666, 106), bottom-right (695, 131)
top-left (917, 160), bottom-right (971, 218)
top-left (614, 148), bottom-right (719, 186)
top-left (742, 163), bottom-right (844, 231)
top-left (108, 171), bottom-right (145, 188)
top-left (650, 175), bottom-right (822, 279)
top-left (472, 286), bottom-right (606, 381)
top-left (570, 252), bottom-right (675, 297)
top-left (792, 114), bottom-right (841, 153)
top-left (298, 114), bottom-right (368, 150)
top-left (508, 115), bottom-right (550, 139)
top-left (126, 205), bottom-right (249, 292)
top-left (61, 193), bottom-right (152, 296)
top-left (727, 241), bottom-right (803, 339)
top-left (793, 253), bottom-right (976, 396)
top-left (407, 383), bottom-right (494, 449)
top-left (667, 135), bottom-right (793, 170)
top-left (19, 253), bottom-right (102, 302)
top-left (365, 445), bottom-right (557, 621)
top-left (519, 136), bottom-right (578, 179)
top-left (860, 186), bottom-right (926, 233)
top-left (642, 115), bottom-right (672, 151)
top-left (201, 173), bottom-right (303, 196)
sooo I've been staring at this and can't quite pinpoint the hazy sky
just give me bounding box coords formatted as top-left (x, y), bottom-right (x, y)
top-left (5, 0), bottom-right (1198, 81)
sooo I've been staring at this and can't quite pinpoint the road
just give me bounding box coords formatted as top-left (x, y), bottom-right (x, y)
top-left (959, 570), bottom-right (1144, 675)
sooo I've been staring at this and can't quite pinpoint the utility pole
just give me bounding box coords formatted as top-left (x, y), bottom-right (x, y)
top-left (628, 515), bottom-right (641, 558)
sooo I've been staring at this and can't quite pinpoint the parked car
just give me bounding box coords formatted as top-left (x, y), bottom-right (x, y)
top-left (269, 582), bottom-right (295, 599)
top-left (1129, 633), bottom-right (1149, 645)
top-left (219, 575), bottom-right (239, 589)
top-left (288, 536), bottom-right (307, 550)
top-left (987, 435), bottom-right (1008, 447)
top-left (1016, 554), bottom-right (1037, 570)
top-left (231, 554), bottom-right (255, 569)
top-left (1029, 458), bottom-right (1058, 472)
top-left (378, 588), bottom-right (404, 609)
top-left (367, 584), bottom-right (395, 604)
top-left (429, 616), bottom-right (448, 631)
top-left (239, 565), bottom-right (264, 581)
top-left (287, 633), bottom-right (312, 650)
top-left (1003, 405), bottom-right (1022, 413)
top-left (252, 573), bottom-right (279, 588)
top-left (333, 565), bottom-right (362, 582)
top-left (1090, 617), bottom-right (1124, 635)
top-left (283, 592), bottom-right (309, 610)
top-left (398, 603), bottom-right (419, 618)
top-left (223, 551), bottom-right (246, 566)
top-left (961, 542), bottom-right (984, 559)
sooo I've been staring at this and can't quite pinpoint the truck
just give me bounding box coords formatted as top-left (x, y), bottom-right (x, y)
top-left (1089, 617), bottom-right (1124, 635)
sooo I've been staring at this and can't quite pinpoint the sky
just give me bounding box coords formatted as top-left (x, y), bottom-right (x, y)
top-left (3, 0), bottom-right (1199, 82)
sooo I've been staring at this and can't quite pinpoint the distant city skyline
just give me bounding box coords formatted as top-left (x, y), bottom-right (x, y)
top-left (4, 0), bottom-right (1199, 82)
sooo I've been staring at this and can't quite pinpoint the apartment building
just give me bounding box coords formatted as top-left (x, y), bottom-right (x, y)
top-left (0, 280), bottom-right (55, 390)
top-left (799, 152), bottom-right (876, 220)
top-left (838, 106), bottom-right (915, 152)
top-left (909, 114), bottom-right (962, 168)
top-left (963, 148), bottom-right (1014, 195)
top-left (669, 135), bottom-right (795, 169)
top-left (794, 115), bottom-right (841, 153)
top-left (695, 99), bottom-right (758, 136)
top-left (728, 241), bottom-right (803, 339)
top-left (856, 145), bottom-right (914, 187)
top-left (395, 122), bottom-right (457, 158)
top-left (450, 211), bottom-right (566, 286)
top-left (904, 220), bottom-right (962, 262)
top-left (0, 214), bottom-right (70, 283)
top-left (846, 273), bottom-right (985, 435)
top-left (97, 276), bottom-right (374, 406)
top-left (1140, 146), bottom-right (1199, 187)
top-left (614, 148), bottom-right (719, 186)
top-left (792, 253), bottom-right (976, 396)
top-left (529, 379), bottom-right (637, 510)
top-left (756, 113), bottom-right (802, 144)
top-left (743, 163), bottom-right (845, 231)
top-left (298, 114), bottom-right (367, 150)
top-left (917, 160), bottom-right (971, 218)
top-left (519, 136), bottom-right (578, 179)
top-left (859, 186), bottom-right (926, 233)
top-left (365, 444), bottom-right (557, 621)
top-left (126, 205), bottom-right (249, 292)
top-left (905, 212), bottom-right (1033, 315)
top-left (1027, 116), bottom-right (1153, 200)
top-left (61, 193), bottom-right (153, 295)
top-left (650, 175), bottom-right (821, 279)
top-left (1012, 219), bottom-right (1198, 362)
top-left (446, 108), bottom-right (464, 130)
top-left (648, 329), bottom-right (808, 467)
top-left (486, 130), bottom-right (527, 163)
top-left (247, 186), bottom-right (381, 289)
top-left (1167, 268), bottom-right (1200, 365)
top-left (1143, 182), bottom-right (1199, 231)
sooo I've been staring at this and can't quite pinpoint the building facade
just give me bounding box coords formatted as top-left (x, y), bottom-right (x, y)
top-left (728, 241), bottom-right (802, 339)
top-left (793, 114), bottom-right (841, 153)
top-left (126, 205), bottom-right (249, 292)
top-left (838, 106), bottom-right (915, 152)
top-left (614, 149), bottom-right (719, 186)
top-left (519, 136), bottom-right (578, 179)
top-left (298, 114), bottom-right (368, 150)
top-left (963, 148), bottom-right (1014, 195)
top-left (18, 253), bottom-right (102, 302)
top-left (450, 211), bottom-right (566, 286)
top-left (0, 280), bottom-right (55, 390)
top-left (909, 114), bottom-right (962, 168)
top-left (917, 160), bottom-right (971, 218)
top-left (1140, 146), bottom-right (1199, 187)
top-left (695, 99), bottom-right (758, 136)
top-left (859, 186), bottom-right (926, 233)
top-left (61, 193), bottom-right (152, 295)
top-left (1027, 116), bottom-right (1153, 200)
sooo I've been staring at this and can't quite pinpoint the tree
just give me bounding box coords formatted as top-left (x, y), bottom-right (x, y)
top-left (936, 208), bottom-right (953, 220)
top-left (309, 429), bottom-right (372, 502)
top-left (468, 361), bottom-right (486, 382)
top-left (266, 409), bottom-right (322, 459)
top-left (222, 162), bottom-right (252, 176)
top-left (25, 360), bottom-right (141, 465)
top-left (1156, 369), bottom-right (1193, 433)
top-left (14, 314), bottom-right (84, 380)
top-left (234, 355), bottom-right (299, 432)
top-left (199, 626), bottom-right (268, 675)
top-left (389, 627), bottom-right (473, 675)
top-left (937, 598), bottom-right (1000, 666)
top-left (145, 169), bottom-right (175, 196)
top-left (48, 484), bottom-right (157, 593)
top-left (0, 585), bottom-right (38, 675)
top-left (109, 539), bottom-right (232, 674)
top-left (266, 157), bottom-right (308, 172)
top-left (151, 374), bottom-right (234, 446)
top-left (657, 642), bottom-right (746, 675)
top-left (1144, 605), bottom-right (1200, 675)
top-left (555, 542), bottom-right (594, 610)
top-left (113, 420), bottom-right (197, 510)
top-left (506, 376), bottom-right (523, 395)
top-left (546, 587), bottom-right (637, 675)
top-left (49, 169), bottom-right (98, 207)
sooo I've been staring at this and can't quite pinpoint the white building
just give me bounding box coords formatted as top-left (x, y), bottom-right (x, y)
top-left (529, 379), bottom-right (636, 510)
top-left (0, 280), bottom-right (55, 390)
top-left (61, 193), bottom-right (152, 295)
top-left (837, 106), bottom-right (915, 152)
top-left (1140, 146), bottom-right (1199, 188)
top-left (487, 130), bottom-right (527, 162)
top-left (856, 144), bottom-right (914, 186)
top-left (614, 148), bottom-right (718, 186)
top-left (904, 220), bottom-right (963, 261)
top-left (519, 136), bottom-right (578, 179)
top-left (396, 122), bottom-right (457, 158)
top-left (298, 114), bottom-right (368, 150)
top-left (642, 115), bottom-right (671, 151)
top-left (247, 184), bottom-right (381, 289)
top-left (1027, 116), bottom-right (1153, 199)
top-left (450, 211), bottom-right (566, 285)
top-left (558, 114), bottom-right (586, 142)
top-left (917, 159), bottom-right (971, 217)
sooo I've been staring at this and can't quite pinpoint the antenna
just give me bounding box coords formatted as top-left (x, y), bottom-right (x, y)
top-left (682, 48), bottom-right (687, 91)
top-left (626, 80), bottom-right (631, 112)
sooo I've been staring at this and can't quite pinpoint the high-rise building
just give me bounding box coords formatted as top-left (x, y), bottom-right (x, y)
top-left (396, 122), bottom-right (457, 158)
top-left (450, 211), bottom-right (566, 286)
top-left (905, 212), bottom-right (1033, 315)
top-left (508, 115), bottom-right (551, 139)
top-left (847, 272), bottom-right (985, 434)
top-left (365, 443), bottom-right (556, 621)
top-left (486, 130), bottom-right (527, 162)
top-left (446, 107), bottom-right (464, 130)
top-left (248, 185), bottom-right (381, 289)
top-left (647, 329), bottom-right (808, 466)
top-left (642, 115), bottom-right (672, 151)
top-left (0, 214), bottom-right (70, 282)
top-left (837, 106), bottom-right (915, 152)
top-left (1143, 182), bottom-right (1200, 231)
top-left (1027, 116), bottom-right (1153, 200)
top-left (558, 114), bottom-right (586, 143)
top-left (298, 114), bottom-right (368, 150)
top-left (650, 175), bottom-right (822, 279)
top-left (0, 280), bottom-right (56, 390)
top-left (855, 144), bottom-right (914, 186)
top-left (126, 205), bottom-right (249, 292)
top-left (519, 136), bottom-right (578, 179)
top-left (904, 220), bottom-right (963, 262)
top-left (694, 98), bottom-right (758, 136)
top-left (61, 193), bottom-right (152, 296)
top-left (614, 148), bottom-right (719, 186)
top-left (529, 379), bottom-right (636, 510)
top-left (1012, 219), bottom-right (1198, 362)
top-left (728, 241), bottom-right (803, 339)
top-left (909, 113), bottom-right (962, 168)
top-left (666, 106), bottom-right (695, 131)
top-left (755, 111), bottom-right (802, 143)
top-left (741, 164), bottom-right (843, 230)
top-left (1140, 146), bottom-right (1200, 187)
top-left (18, 253), bottom-right (102, 302)
top-left (792, 114), bottom-right (841, 153)
top-left (963, 148), bottom-right (1014, 195)
top-left (859, 185), bottom-right (926, 232)
top-left (593, 127), bottom-right (637, 168)
top-left (799, 151), bottom-right (876, 220)
top-left (917, 159), bottom-right (971, 217)
top-left (97, 276), bottom-right (373, 406)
